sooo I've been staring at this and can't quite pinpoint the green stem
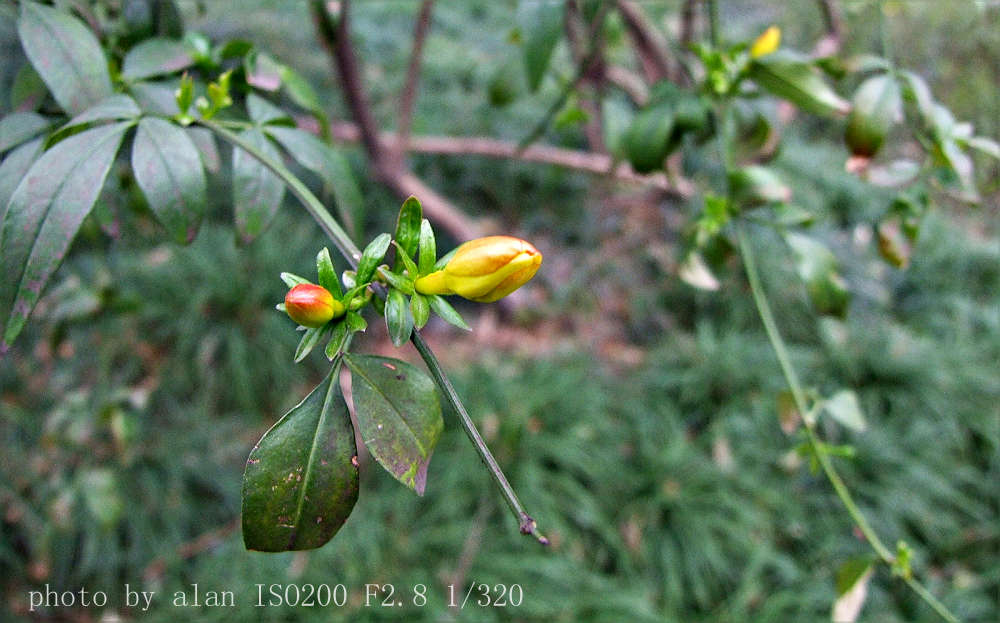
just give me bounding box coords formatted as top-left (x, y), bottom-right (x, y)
top-left (412, 332), bottom-right (548, 545)
top-left (737, 226), bottom-right (960, 623)
top-left (200, 118), bottom-right (548, 544)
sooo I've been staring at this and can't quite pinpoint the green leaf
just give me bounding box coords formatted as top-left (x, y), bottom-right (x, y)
top-left (232, 128), bottom-right (285, 244)
top-left (1, 122), bottom-right (131, 348)
top-left (47, 95), bottom-right (141, 147)
top-left (519, 0), bottom-right (564, 92)
top-left (433, 247), bottom-right (458, 271)
top-left (345, 311), bottom-right (367, 333)
top-left (832, 557), bottom-right (874, 622)
top-left (280, 272), bottom-right (311, 288)
top-left (264, 126), bottom-right (365, 230)
top-left (0, 112), bottom-right (50, 154)
top-left (344, 354), bottom-right (443, 494)
top-left (242, 367), bottom-right (359, 551)
top-left (247, 93), bottom-right (293, 126)
top-left (316, 247), bottom-right (342, 297)
top-left (245, 51), bottom-right (283, 92)
top-left (392, 241), bottom-right (420, 279)
top-left (749, 51), bottom-right (850, 117)
top-left (129, 81), bottom-right (180, 115)
top-left (294, 326), bottom-right (325, 362)
top-left (10, 63), bottom-right (47, 111)
top-left (79, 468), bottom-right (123, 527)
top-left (324, 321), bottom-right (349, 360)
top-left (488, 57), bottom-right (525, 107)
top-left (280, 64), bottom-right (323, 113)
top-left (845, 73), bottom-right (901, 158)
top-left (17, 1), bottom-right (112, 115)
top-left (186, 127), bottom-right (221, 173)
top-left (418, 219), bottom-right (436, 276)
top-left (132, 117), bottom-right (207, 244)
top-left (623, 103), bottom-right (675, 173)
top-left (394, 196), bottom-right (423, 268)
top-left (379, 268), bottom-right (415, 296)
top-left (385, 288), bottom-right (414, 347)
top-left (966, 136), bottom-right (1000, 160)
top-left (899, 70), bottom-right (935, 128)
top-left (0, 139), bottom-right (43, 223)
top-left (428, 294), bottom-right (471, 331)
top-left (823, 390), bottom-right (867, 432)
top-left (122, 38), bottom-right (195, 80)
top-left (410, 293), bottom-right (430, 329)
top-left (728, 165), bottom-right (792, 208)
top-left (357, 233), bottom-right (392, 285)
top-left (784, 232), bottom-right (850, 318)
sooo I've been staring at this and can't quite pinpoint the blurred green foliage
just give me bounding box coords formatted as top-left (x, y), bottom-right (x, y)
top-left (1, 1), bottom-right (998, 622)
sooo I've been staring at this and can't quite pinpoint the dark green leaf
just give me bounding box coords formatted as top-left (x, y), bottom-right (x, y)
top-left (832, 557), bottom-right (874, 622)
top-left (410, 293), bottom-right (430, 329)
top-left (623, 104), bottom-right (675, 173)
top-left (122, 38), bottom-right (195, 80)
top-left (345, 311), bottom-right (367, 333)
top-left (344, 353), bottom-right (443, 494)
top-left (394, 196), bottom-right (423, 267)
top-left (845, 73), bottom-right (901, 158)
top-left (153, 0), bottom-right (185, 38)
top-left (242, 367), bottom-right (359, 551)
top-left (316, 247), bottom-right (343, 297)
top-left (749, 51), bottom-right (850, 117)
top-left (232, 128), bottom-right (285, 244)
top-left (1, 122), bottom-right (131, 348)
top-left (899, 70), bottom-right (935, 128)
top-left (418, 219), bottom-right (436, 276)
top-left (247, 93), bottom-right (293, 126)
top-left (10, 63), bottom-right (47, 111)
top-left (17, 1), bottom-right (112, 115)
top-left (488, 58), bottom-right (525, 107)
top-left (132, 117), bottom-right (207, 244)
top-left (519, 0), bottom-right (564, 92)
top-left (357, 233), bottom-right (392, 285)
top-left (393, 242), bottom-right (420, 279)
top-left (0, 138), bottom-right (43, 224)
top-left (385, 288), bottom-right (414, 346)
top-left (0, 112), bottom-right (50, 154)
top-left (428, 294), bottom-right (470, 331)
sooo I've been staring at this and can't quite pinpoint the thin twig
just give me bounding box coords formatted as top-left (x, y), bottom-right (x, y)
top-left (737, 226), bottom-right (960, 623)
top-left (616, 0), bottom-right (672, 82)
top-left (199, 118), bottom-right (548, 545)
top-left (814, 0), bottom-right (845, 56)
top-left (565, 0), bottom-right (607, 153)
top-left (319, 120), bottom-right (692, 196)
top-left (680, 0), bottom-right (698, 49)
top-left (605, 65), bottom-right (649, 105)
top-left (397, 0), bottom-right (435, 153)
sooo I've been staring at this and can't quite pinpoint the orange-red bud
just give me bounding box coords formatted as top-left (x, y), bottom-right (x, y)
top-left (284, 284), bottom-right (344, 327)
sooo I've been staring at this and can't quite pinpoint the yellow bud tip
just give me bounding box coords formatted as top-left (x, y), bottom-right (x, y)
top-left (284, 283), bottom-right (343, 327)
top-left (433, 235), bottom-right (543, 303)
top-left (750, 25), bottom-right (781, 59)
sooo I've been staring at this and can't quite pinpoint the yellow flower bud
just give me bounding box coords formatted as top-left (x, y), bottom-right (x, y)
top-left (414, 236), bottom-right (543, 303)
top-left (284, 283), bottom-right (344, 327)
top-left (750, 25), bottom-right (781, 59)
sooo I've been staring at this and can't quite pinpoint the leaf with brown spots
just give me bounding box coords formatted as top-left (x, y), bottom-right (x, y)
top-left (242, 365), bottom-right (359, 551)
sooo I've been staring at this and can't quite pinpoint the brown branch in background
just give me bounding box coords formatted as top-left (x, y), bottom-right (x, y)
top-left (616, 0), bottom-right (672, 82)
top-left (311, 0), bottom-right (480, 240)
top-left (606, 65), bottom-right (649, 105)
top-left (565, 0), bottom-right (606, 153)
top-left (680, 0), bottom-right (698, 49)
top-left (396, 0), bottom-right (435, 153)
top-left (813, 0), bottom-right (845, 56)
top-left (143, 518), bottom-right (240, 583)
top-left (323, 120), bottom-right (693, 197)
